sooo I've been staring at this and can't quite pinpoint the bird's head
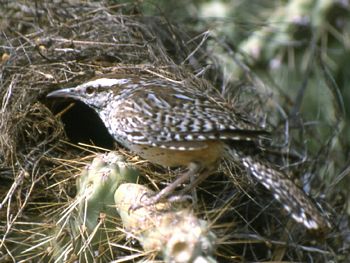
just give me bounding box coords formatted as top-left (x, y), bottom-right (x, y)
top-left (47, 77), bottom-right (131, 110)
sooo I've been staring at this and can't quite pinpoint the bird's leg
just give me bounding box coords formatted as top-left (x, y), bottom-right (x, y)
top-left (149, 162), bottom-right (201, 203)
top-left (167, 167), bottom-right (214, 208)
top-left (130, 162), bottom-right (201, 211)
top-left (177, 168), bottom-right (213, 197)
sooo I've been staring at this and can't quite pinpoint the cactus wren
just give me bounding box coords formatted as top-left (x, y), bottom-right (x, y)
top-left (47, 72), bottom-right (330, 230)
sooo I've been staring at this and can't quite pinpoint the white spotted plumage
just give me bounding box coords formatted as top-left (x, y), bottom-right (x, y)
top-left (47, 73), bottom-right (330, 231)
top-left (91, 76), bottom-right (269, 150)
top-left (230, 148), bottom-right (330, 230)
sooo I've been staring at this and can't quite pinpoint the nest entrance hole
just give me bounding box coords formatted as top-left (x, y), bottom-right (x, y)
top-left (46, 99), bottom-right (115, 149)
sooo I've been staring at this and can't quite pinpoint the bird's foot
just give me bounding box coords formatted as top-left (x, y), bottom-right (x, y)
top-left (128, 163), bottom-right (201, 213)
top-left (128, 190), bottom-right (193, 214)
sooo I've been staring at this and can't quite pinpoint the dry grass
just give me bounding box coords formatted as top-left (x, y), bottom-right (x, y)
top-left (0, 1), bottom-right (348, 262)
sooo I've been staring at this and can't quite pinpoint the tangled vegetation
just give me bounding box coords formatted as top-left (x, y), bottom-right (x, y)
top-left (1, 1), bottom-right (349, 262)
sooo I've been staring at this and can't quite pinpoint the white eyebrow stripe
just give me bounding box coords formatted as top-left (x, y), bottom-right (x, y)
top-left (80, 78), bottom-right (129, 88)
top-left (173, 93), bottom-right (195, 101)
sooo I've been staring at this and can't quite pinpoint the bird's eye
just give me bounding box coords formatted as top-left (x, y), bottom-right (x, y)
top-left (85, 86), bottom-right (95, 95)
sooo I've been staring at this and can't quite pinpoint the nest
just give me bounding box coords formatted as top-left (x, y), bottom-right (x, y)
top-left (0, 1), bottom-right (348, 262)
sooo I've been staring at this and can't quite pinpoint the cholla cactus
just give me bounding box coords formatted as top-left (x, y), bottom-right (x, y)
top-left (52, 152), bottom-right (139, 262)
top-left (75, 152), bottom-right (139, 231)
top-left (115, 183), bottom-right (217, 263)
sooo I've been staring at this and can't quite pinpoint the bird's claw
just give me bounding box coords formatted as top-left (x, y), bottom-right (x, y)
top-left (128, 191), bottom-right (154, 214)
top-left (128, 192), bottom-right (192, 214)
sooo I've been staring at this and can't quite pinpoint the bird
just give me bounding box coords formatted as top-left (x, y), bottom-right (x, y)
top-left (47, 71), bottom-right (331, 231)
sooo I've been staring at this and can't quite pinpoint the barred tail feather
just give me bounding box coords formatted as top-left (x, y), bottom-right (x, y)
top-left (229, 149), bottom-right (331, 230)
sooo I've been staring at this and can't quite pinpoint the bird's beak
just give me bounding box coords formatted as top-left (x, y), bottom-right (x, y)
top-left (46, 87), bottom-right (79, 99)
